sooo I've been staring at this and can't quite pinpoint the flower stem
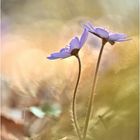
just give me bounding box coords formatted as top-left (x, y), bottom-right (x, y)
top-left (72, 54), bottom-right (82, 140)
top-left (82, 40), bottom-right (107, 140)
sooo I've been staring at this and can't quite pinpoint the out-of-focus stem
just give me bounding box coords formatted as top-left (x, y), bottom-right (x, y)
top-left (72, 54), bottom-right (82, 140)
top-left (82, 40), bottom-right (107, 140)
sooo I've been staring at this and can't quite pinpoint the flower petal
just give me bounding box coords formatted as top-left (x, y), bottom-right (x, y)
top-left (83, 22), bottom-right (95, 32)
top-left (83, 24), bottom-right (92, 31)
top-left (87, 22), bottom-right (95, 30)
top-left (47, 52), bottom-right (70, 60)
top-left (79, 28), bottom-right (88, 48)
top-left (94, 27), bottom-right (109, 38)
top-left (116, 38), bottom-right (131, 42)
top-left (109, 33), bottom-right (128, 41)
top-left (69, 37), bottom-right (80, 51)
top-left (83, 23), bottom-right (109, 39)
top-left (60, 46), bottom-right (70, 53)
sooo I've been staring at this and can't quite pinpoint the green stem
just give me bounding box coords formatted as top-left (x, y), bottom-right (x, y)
top-left (72, 54), bottom-right (82, 140)
top-left (82, 40), bottom-right (107, 140)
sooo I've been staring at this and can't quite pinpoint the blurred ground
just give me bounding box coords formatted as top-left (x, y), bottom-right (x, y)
top-left (1, 0), bottom-right (139, 140)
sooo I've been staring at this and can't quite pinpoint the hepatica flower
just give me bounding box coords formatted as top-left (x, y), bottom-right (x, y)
top-left (47, 28), bottom-right (88, 60)
top-left (84, 22), bottom-right (130, 45)
top-left (82, 22), bottom-right (130, 140)
top-left (47, 28), bottom-right (88, 140)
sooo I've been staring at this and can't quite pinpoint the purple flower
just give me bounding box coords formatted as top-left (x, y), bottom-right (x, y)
top-left (47, 28), bottom-right (88, 60)
top-left (84, 22), bottom-right (130, 45)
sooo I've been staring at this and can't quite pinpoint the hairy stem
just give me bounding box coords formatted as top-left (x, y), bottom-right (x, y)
top-left (72, 54), bottom-right (82, 140)
top-left (82, 40), bottom-right (107, 140)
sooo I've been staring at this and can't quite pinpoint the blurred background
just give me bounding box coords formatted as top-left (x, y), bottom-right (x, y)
top-left (1, 0), bottom-right (139, 140)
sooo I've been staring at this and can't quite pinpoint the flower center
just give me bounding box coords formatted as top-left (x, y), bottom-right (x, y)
top-left (71, 49), bottom-right (79, 56)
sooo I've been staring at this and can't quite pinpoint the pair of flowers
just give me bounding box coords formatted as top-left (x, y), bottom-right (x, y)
top-left (48, 22), bottom-right (129, 60)
top-left (47, 22), bottom-right (129, 140)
